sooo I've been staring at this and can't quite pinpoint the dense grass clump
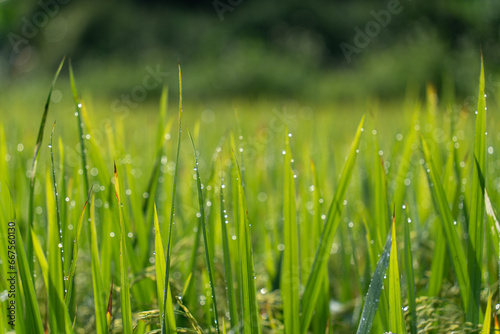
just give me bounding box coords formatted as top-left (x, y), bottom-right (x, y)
top-left (1, 57), bottom-right (500, 333)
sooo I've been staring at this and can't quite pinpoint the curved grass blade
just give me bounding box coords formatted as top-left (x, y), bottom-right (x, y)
top-left (220, 178), bottom-right (238, 330)
top-left (188, 130), bottom-right (220, 333)
top-left (114, 162), bottom-right (133, 333)
top-left (27, 57), bottom-right (65, 272)
top-left (481, 291), bottom-right (492, 334)
top-left (161, 62), bottom-right (183, 334)
top-left (282, 127), bottom-right (300, 334)
top-left (421, 135), bottom-right (469, 310)
top-left (300, 115), bottom-right (365, 333)
top-left (467, 55), bottom-right (486, 324)
top-left (154, 204), bottom-right (177, 333)
top-left (356, 225), bottom-right (392, 334)
top-left (389, 212), bottom-right (406, 334)
top-left (89, 193), bottom-right (108, 334)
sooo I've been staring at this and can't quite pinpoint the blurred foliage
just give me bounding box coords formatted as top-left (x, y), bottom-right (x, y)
top-left (1, 0), bottom-right (499, 102)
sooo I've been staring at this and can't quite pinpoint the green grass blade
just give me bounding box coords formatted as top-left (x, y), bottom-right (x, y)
top-left (389, 213), bottom-right (406, 334)
top-left (188, 130), bottom-right (220, 333)
top-left (300, 115), bottom-right (365, 333)
top-left (421, 135), bottom-right (469, 310)
top-left (467, 55), bottom-right (486, 325)
top-left (482, 291), bottom-right (492, 334)
top-left (89, 194), bottom-right (108, 334)
top-left (403, 209), bottom-right (417, 334)
top-left (220, 178), bottom-right (238, 330)
top-left (46, 170), bottom-right (73, 333)
top-left (282, 127), bottom-right (300, 334)
top-left (65, 189), bottom-right (91, 304)
top-left (154, 204), bottom-right (177, 333)
top-left (69, 60), bottom-right (90, 198)
top-left (162, 62), bottom-right (183, 334)
top-left (231, 149), bottom-right (261, 334)
top-left (356, 225), bottom-right (392, 334)
top-left (114, 162), bottom-right (133, 333)
top-left (27, 57), bottom-right (65, 273)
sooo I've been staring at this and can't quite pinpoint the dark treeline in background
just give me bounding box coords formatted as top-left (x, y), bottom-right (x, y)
top-left (1, 0), bottom-right (499, 102)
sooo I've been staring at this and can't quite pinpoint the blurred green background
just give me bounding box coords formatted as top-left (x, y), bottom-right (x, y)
top-left (1, 0), bottom-right (499, 104)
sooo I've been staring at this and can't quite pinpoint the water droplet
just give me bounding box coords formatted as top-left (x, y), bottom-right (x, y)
top-left (74, 112), bottom-right (79, 116)
top-left (402, 204), bottom-right (406, 209)
top-left (58, 243), bottom-right (63, 248)
top-left (453, 221), bottom-right (457, 226)
top-left (282, 150), bottom-right (286, 155)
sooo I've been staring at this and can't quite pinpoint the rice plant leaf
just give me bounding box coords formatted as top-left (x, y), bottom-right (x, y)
top-left (389, 213), bottom-right (406, 334)
top-left (188, 130), bottom-right (220, 333)
top-left (403, 210), bottom-right (417, 334)
top-left (154, 204), bottom-right (177, 333)
top-left (69, 60), bottom-right (90, 197)
top-left (114, 162), bottom-right (133, 333)
top-left (46, 170), bottom-right (73, 334)
top-left (300, 115), bottom-right (365, 333)
top-left (481, 291), bottom-right (492, 334)
top-left (89, 193), bottom-right (108, 334)
top-left (220, 178), bottom-right (238, 329)
top-left (467, 55), bottom-right (486, 324)
top-left (161, 62), bottom-right (183, 334)
top-left (421, 135), bottom-right (469, 310)
top-left (27, 57), bottom-right (65, 272)
top-left (65, 188), bottom-right (92, 304)
top-left (356, 225), bottom-right (392, 334)
top-left (485, 189), bottom-right (500, 260)
top-left (282, 127), bottom-right (300, 334)
top-left (231, 148), bottom-right (261, 334)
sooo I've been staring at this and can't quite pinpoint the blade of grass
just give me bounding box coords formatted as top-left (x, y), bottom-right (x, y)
top-left (282, 127), bottom-right (300, 334)
top-left (65, 188), bottom-right (92, 304)
top-left (231, 148), bottom-right (261, 334)
top-left (300, 115), bottom-right (365, 334)
top-left (89, 193), bottom-right (108, 334)
top-left (161, 62), bottom-right (183, 334)
top-left (46, 170), bottom-right (73, 333)
top-left (389, 212), bottom-right (406, 334)
top-left (421, 135), bottom-right (469, 310)
top-left (188, 129), bottom-right (220, 333)
top-left (220, 177), bottom-right (238, 330)
top-left (27, 58), bottom-right (65, 272)
top-left (69, 60), bottom-right (90, 197)
top-left (114, 162), bottom-right (133, 333)
top-left (403, 208), bottom-right (417, 334)
top-left (467, 55), bottom-right (486, 325)
top-left (356, 224), bottom-right (392, 334)
top-left (154, 204), bottom-right (177, 333)
top-left (481, 291), bottom-right (492, 334)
